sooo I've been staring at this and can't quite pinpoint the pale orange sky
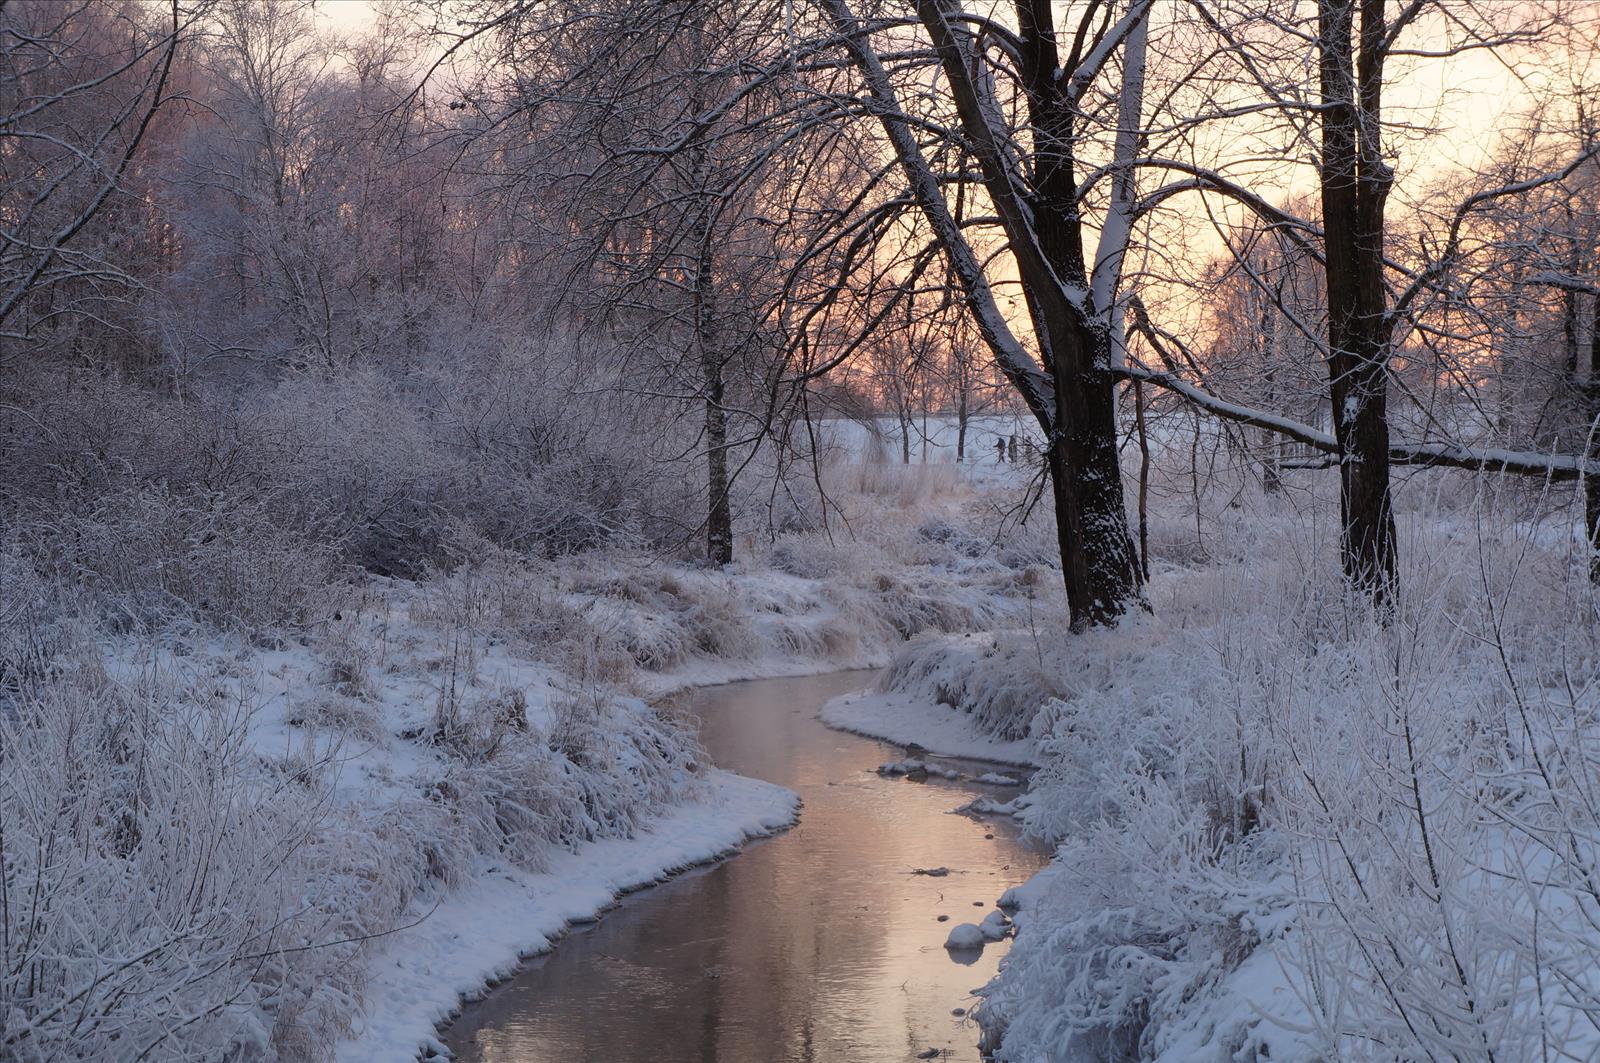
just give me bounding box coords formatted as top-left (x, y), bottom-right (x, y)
top-left (310, 0), bottom-right (389, 34)
top-left (311, 0), bottom-right (1545, 185)
top-left (308, 0), bottom-right (1568, 347)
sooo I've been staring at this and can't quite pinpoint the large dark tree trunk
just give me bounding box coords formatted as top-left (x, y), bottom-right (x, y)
top-left (827, 0), bottom-right (1144, 628)
top-left (1318, 0), bottom-right (1397, 604)
top-left (1007, 0), bottom-right (1143, 629)
top-left (1045, 325), bottom-right (1143, 628)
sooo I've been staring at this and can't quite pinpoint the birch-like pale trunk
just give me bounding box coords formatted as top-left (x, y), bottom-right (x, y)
top-left (1587, 293), bottom-right (1600, 582)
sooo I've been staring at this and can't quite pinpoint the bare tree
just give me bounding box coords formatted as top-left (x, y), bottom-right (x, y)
top-left (1198, 220), bottom-right (1328, 493)
top-left (0, 0), bottom-right (186, 350)
top-left (170, 0), bottom-right (453, 377)
top-left (1316, 0), bottom-right (1398, 598)
top-left (1465, 122), bottom-right (1600, 578)
top-left (810, 0), bottom-right (1152, 628)
top-left (442, 0), bottom-right (816, 565)
top-left (942, 320), bottom-right (1006, 465)
top-left (1111, 0), bottom-right (1600, 606)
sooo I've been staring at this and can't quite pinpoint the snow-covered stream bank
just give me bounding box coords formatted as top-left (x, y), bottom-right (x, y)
top-left (336, 771), bottom-right (798, 1062)
top-left (3, 472), bottom-right (1058, 1060)
top-left (439, 670), bottom-right (1046, 1063)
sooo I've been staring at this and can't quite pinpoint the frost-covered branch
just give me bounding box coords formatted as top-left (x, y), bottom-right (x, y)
top-left (819, 0), bottom-right (1057, 428)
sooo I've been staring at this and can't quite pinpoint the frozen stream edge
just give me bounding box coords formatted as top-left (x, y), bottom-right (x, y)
top-left (333, 770), bottom-right (799, 1063)
top-left (820, 689), bottom-right (1038, 767)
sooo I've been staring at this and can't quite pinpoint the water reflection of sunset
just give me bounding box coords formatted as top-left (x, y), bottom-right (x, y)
top-left (446, 671), bottom-right (1048, 1062)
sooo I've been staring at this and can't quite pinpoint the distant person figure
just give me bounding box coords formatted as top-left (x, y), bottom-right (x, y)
top-left (1008, 435), bottom-right (1019, 463)
top-left (995, 436), bottom-right (1007, 463)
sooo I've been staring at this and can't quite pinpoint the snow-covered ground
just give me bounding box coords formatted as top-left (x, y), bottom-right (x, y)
top-left (836, 493), bottom-right (1600, 1062)
top-left (819, 630), bottom-right (1062, 765)
top-left (0, 464), bottom-right (1052, 1061)
top-left (822, 686), bottom-right (1037, 765)
top-left (11, 401), bottom-right (1598, 1063)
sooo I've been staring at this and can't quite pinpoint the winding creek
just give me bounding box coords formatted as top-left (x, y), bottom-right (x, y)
top-left (443, 669), bottom-right (1047, 1062)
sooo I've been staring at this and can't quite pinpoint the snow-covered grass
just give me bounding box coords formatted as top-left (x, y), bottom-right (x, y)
top-left (0, 571), bottom-right (705, 1061)
top-left (15, 385), bottom-right (1593, 1062)
top-left (848, 466), bottom-right (1600, 1061)
top-left (0, 456), bottom-right (1047, 1062)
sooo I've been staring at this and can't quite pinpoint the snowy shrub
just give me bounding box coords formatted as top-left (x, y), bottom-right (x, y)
top-left (917, 517), bottom-right (990, 558)
top-left (877, 632), bottom-right (1065, 740)
top-left (0, 360), bottom-right (698, 583)
top-left (765, 533), bottom-right (849, 579)
top-left (0, 649), bottom-right (343, 1060)
top-left (588, 597), bottom-right (691, 670)
top-left (867, 572), bottom-right (1004, 639)
top-left (22, 481), bottom-right (342, 633)
top-left (0, 550), bottom-right (75, 709)
top-left (974, 499), bottom-right (1600, 1062)
top-left (1263, 535), bottom-right (1600, 1060)
top-left (981, 807), bottom-right (1298, 1062)
top-left (536, 687), bottom-right (702, 843)
top-left (411, 555), bottom-right (581, 651)
top-left (423, 680), bottom-right (701, 871)
top-left (255, 364), bottom-right (675, 571)
top-left (680, 582), bottom-right (762, 659)
top-left (320, 615), bottom-right (377, 700)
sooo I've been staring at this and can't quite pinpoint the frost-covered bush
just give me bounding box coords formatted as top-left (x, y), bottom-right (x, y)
top-left (873, 486), bottom-right (1600, 1062)
top-left (259, 362), bottom-right (678, 571)
top-left (1260, 540), bottom-right (1600, 1061)
top-left (0, 358), bottom-right (694, 586)
top-left (427, 683), bottom-right (700, 871)
top-left (21, 481), bottom-right (341, 633)
top-left (981, 807), bottom-right (1296, 1062)
top-left (410, 554), bottom-right (588, 653)
top-left (0, 649), bottom-right (350, 1060)
top-left (0, 597), bottom-right (710, 1061)
top-left (863, 572), bottom-right (1006, 639)
top-left (560, 566), bottom-right (773, 669)
top-left (765, 533), bottom-right (850, 579)
top-left (876, 632), bottom-right (1064, 740)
